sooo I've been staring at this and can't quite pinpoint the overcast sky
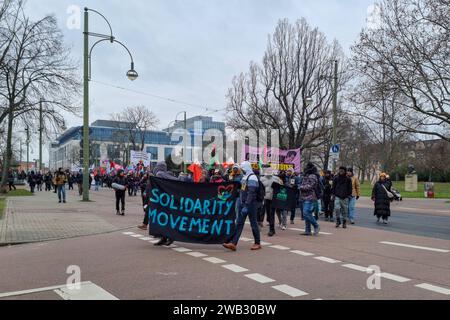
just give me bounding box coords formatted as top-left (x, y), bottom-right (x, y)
top-left (24, 0), bottom-right (376, 163)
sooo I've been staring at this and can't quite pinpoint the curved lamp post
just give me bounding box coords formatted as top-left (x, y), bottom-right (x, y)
top-left (82, 8), bottom-right (138, 201)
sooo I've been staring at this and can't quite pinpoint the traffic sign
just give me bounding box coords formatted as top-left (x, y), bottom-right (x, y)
top-left (331, 144), bottom-right (341, 154)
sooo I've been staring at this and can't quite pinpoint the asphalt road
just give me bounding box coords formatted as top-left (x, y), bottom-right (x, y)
top-left (352, 207), bottom-right (450, 241)
top-left (0, 190), bottom-right (449, 300)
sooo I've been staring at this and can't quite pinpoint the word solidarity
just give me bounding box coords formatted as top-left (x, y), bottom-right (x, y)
top-left (148, 177), bottom-right (239, 244)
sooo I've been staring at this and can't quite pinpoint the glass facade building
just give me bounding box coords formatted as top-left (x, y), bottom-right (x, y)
top-left (49, 117), bottom-right (225, 171)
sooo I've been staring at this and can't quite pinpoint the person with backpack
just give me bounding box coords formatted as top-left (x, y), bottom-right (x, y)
top-left (299, 162), bottom-right (321, 236)
top-left (332, 166), bottom-right (353, 229)
top-left (223, 161), bottom-right (263, 251)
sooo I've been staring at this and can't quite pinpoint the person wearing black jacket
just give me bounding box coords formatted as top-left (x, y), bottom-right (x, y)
top-left (28, 171), bottom-right (37, 193)
top-left (332, 166), bottom-right (353, 229)
top-left (8, 171), bottom-right (16, 191)
top-left (113, 170), bottom-right (127, 215)
top-left (322, 170), bottom-right (334, 222)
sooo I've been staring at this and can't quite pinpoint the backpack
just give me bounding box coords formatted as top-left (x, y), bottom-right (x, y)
top-left (315, 174), bottom-right (324, 199)
top-left (246, 174), bottom-right (266, 203)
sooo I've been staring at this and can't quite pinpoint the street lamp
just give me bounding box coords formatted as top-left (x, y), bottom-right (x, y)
top-left (83, 7), bottom-right (138, 201)
top-left (174, 112), bottom-right (188, 173)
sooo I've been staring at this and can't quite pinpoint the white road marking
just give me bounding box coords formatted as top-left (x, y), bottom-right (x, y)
top-left (240, 237), bottom-right (253, 242)
top-left (272, 284), bottom-right (308, 298)
top-left (260, 241), bottom-right (272, 246)
top-left (314, 298), bottom-right (323, 300)
top-left (342, 264), bottom-right (374, 272)
top-left (130, 234), bottom-right (145, 238)
top-left (380, 241), bottom-right (449, 253)
top-left (270, 245), bottom-right (291, 251)
top-left (0, 282), bottom-right (91, 298)
top-left (314, 256), bottom-right (341, 264)
top-left (172, 247), bottom-right (192, 253)
top-left (203, 257), bottom-right (227, 264)
top-left (245, 273), bottom-right (276, 284)
top-left (291, 250), bottom-right (315, 257)
top-left (0, 282), bottom-right (118, 300)
top-left (54, 282), bottom-right (119, 300)
top-left (415, 283), bottom-right (450, 295)
top-left (222, 264), bottom-right (249, 273)
top-left (379, 273), bottom-right (410, 283)
top-left (149, 240), bottom-right (160, 244)
top-left (140, 237), bottom-right (152, 241)
top-left (290, 228), bottom-right (333, 235)
top-left (122, 232), bottom-right (135, 235)
top-left (186, 252), bottom-right (208, 258)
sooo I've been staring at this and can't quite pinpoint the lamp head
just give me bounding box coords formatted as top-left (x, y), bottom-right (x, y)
top-left (127, 62), bottom-right (138, 81)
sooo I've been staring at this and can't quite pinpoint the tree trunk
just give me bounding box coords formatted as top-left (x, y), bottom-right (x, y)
top-left (0, 109), bottom-right (14, 193)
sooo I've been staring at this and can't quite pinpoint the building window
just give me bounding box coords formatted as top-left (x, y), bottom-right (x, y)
top-left (146, 146), bottom-right (158, 160)
top-left (164, 148), bottom-right (174, 159)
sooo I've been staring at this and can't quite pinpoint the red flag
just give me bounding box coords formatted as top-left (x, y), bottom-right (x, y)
top-left (188, 163), bottom-right (202, 183)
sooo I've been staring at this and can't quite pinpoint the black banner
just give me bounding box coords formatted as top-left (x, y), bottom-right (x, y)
top-left (271, 183), bottom-right (298, 210)
top-left (148, 177), bottom-right (239, 244)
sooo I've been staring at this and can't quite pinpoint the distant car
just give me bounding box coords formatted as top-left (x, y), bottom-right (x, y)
top-left (391, 188), bottom-right (402, 201)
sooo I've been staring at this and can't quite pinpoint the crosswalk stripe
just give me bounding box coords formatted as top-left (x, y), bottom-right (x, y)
top-left (172, 247), bottom-right (192, 253)
top-left (186, 252), bottom-right (208, 258)
top-left (291, 250), bottom-right (315, 257)
top-left (379, 273), bottom-right (410, 283)
top-left (415, 283), bottom-right (450, 295)
top-left (245, 273), bottom-right (276, 284)
top-left (222, 264), bottom-right (249, 273)
top-left (314, 256), bottom-right (341, 264)
top-left (270, 245), bottom-right (291, 251)
top-left (272, 284), bottom-right (308, 297)
top-left (203, 257), bottom-right (227, 264)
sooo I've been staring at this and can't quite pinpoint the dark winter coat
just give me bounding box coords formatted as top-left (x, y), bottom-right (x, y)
top-left (372, 181), bottom-right (392, 218)
top-left (113, 176), bottom-right (127, 194)
top-left (322, 176), bottom-right (333, 200)
top-left (332, 175), bottom-right (352, 199)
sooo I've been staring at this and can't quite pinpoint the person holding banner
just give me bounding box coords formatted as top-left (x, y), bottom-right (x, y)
top-left (113, 170), bottom-right (127, 216)
top-left (223, 161), bottom-right (262, 251)
top-left (151, 161), bottom-right (178, 246)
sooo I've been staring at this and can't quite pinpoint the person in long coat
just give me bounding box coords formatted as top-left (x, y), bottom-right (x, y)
top-left (371, 173), bottom-right (392, 224)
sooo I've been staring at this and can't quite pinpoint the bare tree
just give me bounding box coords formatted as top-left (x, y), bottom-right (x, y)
top-left (352, 0), bottom-right (450, 142)
top-left (110, 106), bottom-right (159, 152)
top-left (226, 18), bottom-right (348, 151)
top-left (0, 3), bottom-right (80, 192)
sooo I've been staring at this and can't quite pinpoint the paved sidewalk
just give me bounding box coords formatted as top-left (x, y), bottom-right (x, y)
top-left (0, 188), bottom-right (145, 245)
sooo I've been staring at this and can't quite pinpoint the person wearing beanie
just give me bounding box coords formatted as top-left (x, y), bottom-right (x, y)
top-left (332, 166), bottom-right (353, 228)
top-left (299, 162), bottom-right (321, 236)
top-left (260, 167), bottom-right (283, 237)
top-left (347, 167), bottom-right (361, 224)
top-left (223, 161), bottom-right (262, 251)
top-left (284, 167), bottom-right (301, 227)
top-left (112, 169), bottom-right (127, 216)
